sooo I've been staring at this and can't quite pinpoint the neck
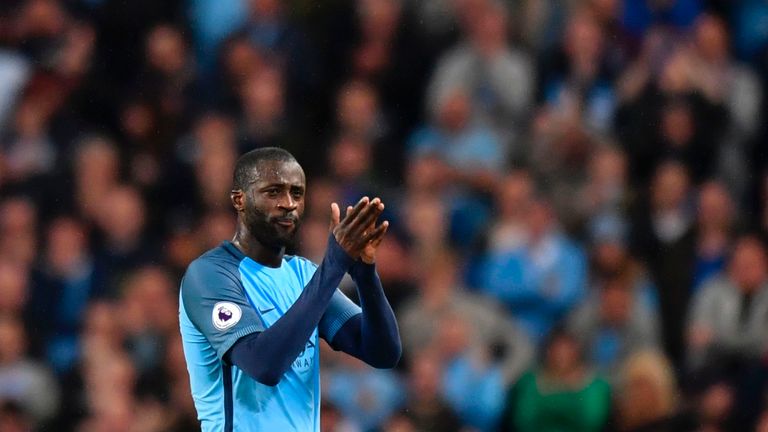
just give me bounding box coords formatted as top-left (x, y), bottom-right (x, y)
top-left (232, 222), bottom-right (284, 268)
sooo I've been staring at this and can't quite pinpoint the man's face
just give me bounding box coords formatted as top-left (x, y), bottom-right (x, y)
top-left (729, 240), bottom-right (767, 293)
top-left (241, 160), bottom-right (306, 249)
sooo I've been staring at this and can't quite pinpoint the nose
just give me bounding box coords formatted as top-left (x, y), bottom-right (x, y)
top-left (277, 191), bottom-right (297, 211)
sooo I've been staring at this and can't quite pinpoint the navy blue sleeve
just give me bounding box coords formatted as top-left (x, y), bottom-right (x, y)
top-left (328, 261), bottom-right (402, 368)
top-left (319, 289), bottom-right (362, 341)
top-left (226, 235), bottom-right (355, 386)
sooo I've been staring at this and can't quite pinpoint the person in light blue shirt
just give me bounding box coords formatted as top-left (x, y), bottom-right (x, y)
top-left (179, 147), bottom-right (401, 431)
top-left (478, 199), bottom-right (587, 344)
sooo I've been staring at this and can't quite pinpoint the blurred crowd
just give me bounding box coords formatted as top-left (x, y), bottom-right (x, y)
top-left (1, 0), bottom-right (768, 431)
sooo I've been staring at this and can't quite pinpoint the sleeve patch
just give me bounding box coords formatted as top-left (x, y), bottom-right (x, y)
top-left (212, 302), bottom-right (242, 330)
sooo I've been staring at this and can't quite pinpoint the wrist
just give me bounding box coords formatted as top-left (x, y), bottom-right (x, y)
top-left (351, 259), bottom-right (376, 279)
top-left (327, 234), bottom-right (356, 269)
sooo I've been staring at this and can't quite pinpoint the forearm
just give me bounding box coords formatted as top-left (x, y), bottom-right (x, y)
top-left (227, 236), bottom-right (354, 385)
top-left (331, 262), bottom-right (401, 368)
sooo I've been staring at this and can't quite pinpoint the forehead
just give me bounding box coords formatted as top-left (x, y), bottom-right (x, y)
top-left (250, 159), bottom-right (305, 186)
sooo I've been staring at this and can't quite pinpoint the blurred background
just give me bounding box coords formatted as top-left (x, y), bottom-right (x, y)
top-left (1, 0), bottom-right (768, 431)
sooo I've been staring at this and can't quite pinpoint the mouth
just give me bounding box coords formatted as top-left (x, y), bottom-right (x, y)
top-left (273, 217), bottom-right (297, 228)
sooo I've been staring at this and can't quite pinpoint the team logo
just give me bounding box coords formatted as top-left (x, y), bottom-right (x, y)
top-left (212, 302), bottom-right (242, 330)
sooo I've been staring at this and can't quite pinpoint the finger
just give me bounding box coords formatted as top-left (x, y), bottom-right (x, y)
top-left (330, 203), bottom-right (340, 230)
top-left (340, 196), bottom-right (369, 225)
top-left (364, 220), bottom-right (389, 244)
top-left (346, 206), bottom-right (353, 219)
top-left (349, 199), bottom-right (384, 237)
top-left (367, 220), bottom-right (389, 245)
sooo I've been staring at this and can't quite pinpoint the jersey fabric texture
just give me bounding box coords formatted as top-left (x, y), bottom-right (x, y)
top-left (179, 241), bottom-right (361, 432)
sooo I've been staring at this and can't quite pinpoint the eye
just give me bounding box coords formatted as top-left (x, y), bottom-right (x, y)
top-left (291, 189), bottom-right (304, 199)
top-left (265, 188), bottom-right (279, 197)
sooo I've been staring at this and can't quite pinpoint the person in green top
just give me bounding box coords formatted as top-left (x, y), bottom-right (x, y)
top-left (500, 327), bottom-right (612, 432)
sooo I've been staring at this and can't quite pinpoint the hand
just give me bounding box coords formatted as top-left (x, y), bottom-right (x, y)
top-left (329, 197), bottom-right (386, 259)
top-left (343, 203), bottom-right (389, 264)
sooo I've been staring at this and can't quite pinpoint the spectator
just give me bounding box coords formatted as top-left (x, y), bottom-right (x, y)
top-left (630, 161), bottom-right (696, 367)
top-left (28, 216), bottom-right (106, 373)
top-left (71, 135), bottom-right (121, 222)
top-left (334, 81), bottom-right (400, 183)
top-left (327, 133), bottom-right (377, 205)
top-left (588, 213), bottom-right (657, 308)
top-left (612, 350), bottom-right (696, 432)
top-left (171, 112), bottom-right (238, 217)
top-left (566, 144), bottom-right (631, 237)
top-left (0, 0), bottom-right (767, 430)
top-left (500, 328), bottom-right (611, 432)
top-left (240, 0), bottom-right (314, 89)
top-left (399, 350), bottom-right (462, 432)
top-left (568, 269), bottom-right (660, 380)
top-left (1, 83), bottom-right (58, 182)
top-left (484, 170), bottom-right (534, 255)
top-left (0, 260), bottom-right (28, 317)
top-left (93, 185), bottom-right (157, 295)
top-left (236, 65), bottom-right (305, 157)
top-left (135, 24), bottom-right (196, 150)
top-left (692, 181), bottom-right (736, 292)
top-left (119, 266), bottom-right (178, 379)
top-left (479, 198), bottom-right (587, 343)
top-left (409, 87), bottom-right (506, 184)
top-left (427, 0), bottom-right (534, 150)
top-left (696, 381), bottom-right (736, 432)
top-left (616, 45), bottom-right (727, 186)
top-left (0, 315), bottom-right (59, 427)
top-left (0, 196), bottom-right (37, 267)
top-left (323, 353), bottom-right (405, 431)
top-left (691, 15), bottom-right (762, 202)
top-left (119, 98), bottom-right (163, 189)
top-left (399, 249), bottom-right (532, 383)
top-left (432, 311), bottom-right (507, 430)
top-left (465, 169), bottom-right (532, 291)
top-left (335, 80), bottom-right (387, 145)
top-left (540, 8), bottom-right (616, 135)
top-left (407, 87), bottom-right (504, 245)
top-left (687, 236), bottom-right (768, 375)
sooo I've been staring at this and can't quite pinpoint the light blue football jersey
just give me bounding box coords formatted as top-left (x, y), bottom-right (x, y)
top-left (179, 241), bottom-right (361, 432)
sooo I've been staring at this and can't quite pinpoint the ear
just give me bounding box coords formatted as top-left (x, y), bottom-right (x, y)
top-left (231, 190), bottom-right (245, 212)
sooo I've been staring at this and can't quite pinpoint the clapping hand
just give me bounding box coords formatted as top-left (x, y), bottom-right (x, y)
top-left (330, 197), bottom-right (388, 262)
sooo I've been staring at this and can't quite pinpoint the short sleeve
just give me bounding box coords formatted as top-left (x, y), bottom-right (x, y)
top-left (319, 289), bottom-right (361, 342)
top-left (181, 258), bottom-right (265, 360)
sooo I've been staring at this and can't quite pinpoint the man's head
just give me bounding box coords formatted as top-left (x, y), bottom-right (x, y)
top-left (728, 236), bottom-right (768, 294)
top-left (231, 147), bottom-right (306, 250)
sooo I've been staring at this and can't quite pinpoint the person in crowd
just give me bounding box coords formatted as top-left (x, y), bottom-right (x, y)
top-left (478, 197), bottom-right (587, 343)
top-left (28, 216), bottom-right (106, 373)
top-left (611, 350), bottom-right (697, 432)
top-left (500, 327), bottom-right (611, 432)
top-left (427, 0), bottom-right (534, 149)
top-left (692, 181), bottom-right (737, 292)
top-left (688, 236), bottom-right (768, 375)
top-left (630, 161), bottom-right (696, 368)
top-left (0, 315), bottom-right (59, 428)
top-left (568, 268), bottom-right (660, 380)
